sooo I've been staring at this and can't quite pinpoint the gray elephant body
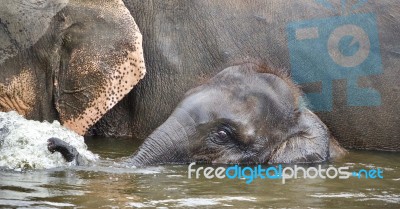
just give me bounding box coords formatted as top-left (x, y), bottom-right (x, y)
top-left (92, 0), bottom-right (399, 151)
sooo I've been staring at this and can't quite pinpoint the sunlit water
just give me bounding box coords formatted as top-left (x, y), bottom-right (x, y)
top-left (0, 112), bottom-right (399, 208)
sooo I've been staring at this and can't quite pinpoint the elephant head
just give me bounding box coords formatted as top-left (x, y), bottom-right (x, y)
top-left (0, 0), bottom-right (145, 135)
top-left (128, 63), bottom-right (345, 166)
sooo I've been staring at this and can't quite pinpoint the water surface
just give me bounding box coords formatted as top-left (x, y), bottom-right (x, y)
top-left (0, 137), bottom-right (399, 208)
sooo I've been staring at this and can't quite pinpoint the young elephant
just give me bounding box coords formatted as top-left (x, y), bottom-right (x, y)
top-left (49, 63), bottom-right (346, 166)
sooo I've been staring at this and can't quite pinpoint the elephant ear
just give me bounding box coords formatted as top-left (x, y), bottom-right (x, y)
top-left (55, 0), bottom-right (146, 135)
top-left (268, 109), bottom-right (331, 164)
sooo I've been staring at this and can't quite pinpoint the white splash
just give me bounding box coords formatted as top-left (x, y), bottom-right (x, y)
top-left (0, 111), bottom-right (98, 170)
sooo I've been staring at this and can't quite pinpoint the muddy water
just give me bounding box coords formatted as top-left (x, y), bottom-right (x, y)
top-left (0, 137), bottom-right (399, 208)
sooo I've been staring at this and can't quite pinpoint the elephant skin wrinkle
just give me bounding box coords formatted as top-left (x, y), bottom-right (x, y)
top-left (0, 69), bottom-right (36, 116)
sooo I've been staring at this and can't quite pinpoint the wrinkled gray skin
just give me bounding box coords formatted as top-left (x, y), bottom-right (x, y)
top-left (0, 0), bottom-right (145, 135)
top-left (50, 63), bottom-right (346, 166)
top-left (91, 0), bottom-right (399, 151)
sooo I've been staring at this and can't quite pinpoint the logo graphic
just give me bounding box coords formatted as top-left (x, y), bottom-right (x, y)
top-left (287, 0), bottom-right (382, 111)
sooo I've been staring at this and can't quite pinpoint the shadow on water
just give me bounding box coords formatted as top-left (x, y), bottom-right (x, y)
top-left (0, 137), bottom-right (399, 208)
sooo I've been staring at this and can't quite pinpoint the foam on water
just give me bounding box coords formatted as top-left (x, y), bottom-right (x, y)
top-left (0, 111), bottom-right (98, 170)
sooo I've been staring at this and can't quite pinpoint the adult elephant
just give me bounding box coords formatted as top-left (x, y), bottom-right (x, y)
top-left (0, 0), bottom-right (146, 135)
top-left (90, 0), bottom-right (399, 151)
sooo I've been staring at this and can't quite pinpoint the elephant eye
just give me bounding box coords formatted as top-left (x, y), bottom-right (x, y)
top-left (210, 126), bottom-right (234, 145)
top-left (217, 130), bottom-right (228, 139)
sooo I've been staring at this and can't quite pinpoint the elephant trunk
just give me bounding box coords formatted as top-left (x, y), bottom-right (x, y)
top-left (128, 108), bottom-right (196, 166)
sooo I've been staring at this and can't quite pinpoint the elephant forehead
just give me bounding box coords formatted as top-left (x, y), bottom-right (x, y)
top-left (0, 0), bottom-right (69, 64)
top-left (181, 88), bottom-right (265, 126)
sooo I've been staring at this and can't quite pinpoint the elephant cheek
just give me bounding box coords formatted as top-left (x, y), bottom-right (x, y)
top-left (57, 38), bottom-right (146, 135)
top-left (59, 53), bottom-right (145, 135)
